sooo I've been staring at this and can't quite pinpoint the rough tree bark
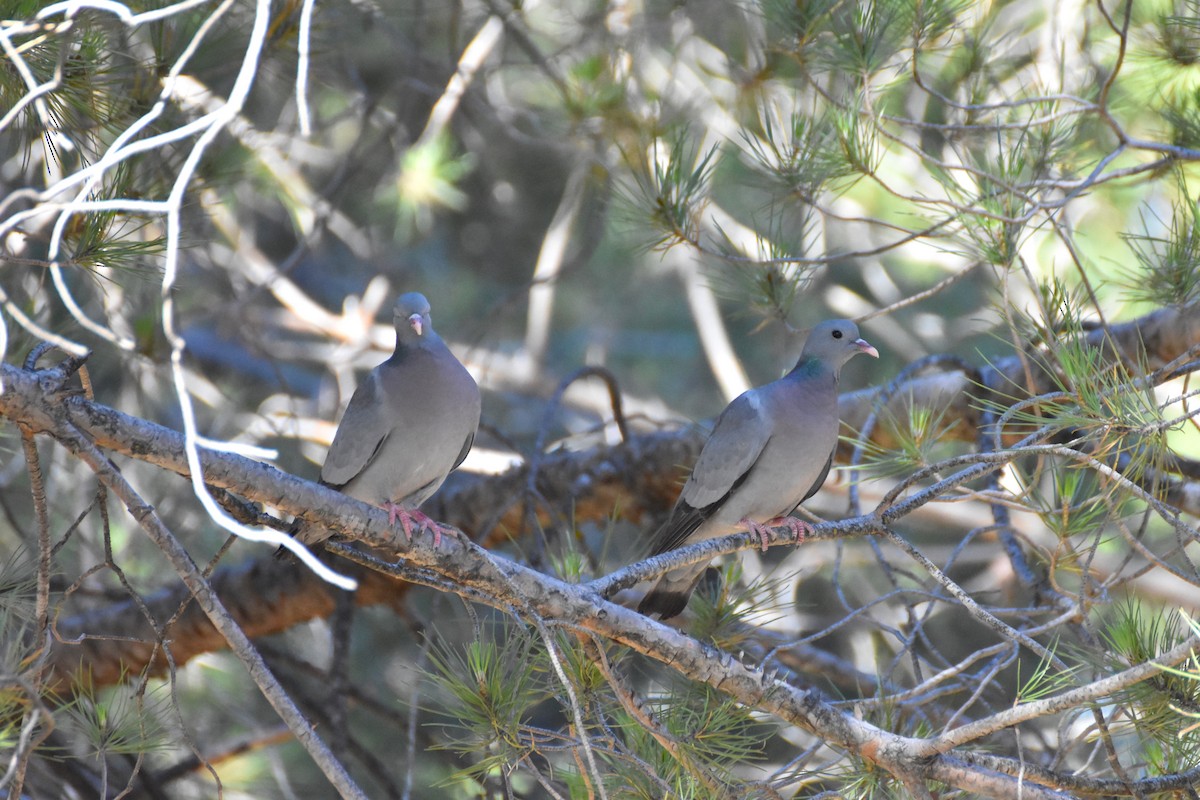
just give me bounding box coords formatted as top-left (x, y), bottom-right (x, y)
top-left (1, 302), bottom-right (1197, 688)
top-left (2, 302), bottom-right (1199, 798)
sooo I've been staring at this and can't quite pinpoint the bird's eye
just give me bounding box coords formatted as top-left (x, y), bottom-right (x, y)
top-left (832, 330), bottom-right (843, 339)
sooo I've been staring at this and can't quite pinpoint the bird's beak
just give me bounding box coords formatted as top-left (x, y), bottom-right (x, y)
top-left (854, 338), bottom-right (879, 358)
top-left (408, 313), bottom-right (424, 336)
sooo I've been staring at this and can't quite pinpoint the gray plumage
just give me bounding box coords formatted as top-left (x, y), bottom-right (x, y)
top-left (292, 292), bottom-right (480, 550)
top-left (638, 319), bottom-right (878, 619)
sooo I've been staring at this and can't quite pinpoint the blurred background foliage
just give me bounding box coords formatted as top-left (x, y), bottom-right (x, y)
top-left (4, 0), bottom-right (1200, 796)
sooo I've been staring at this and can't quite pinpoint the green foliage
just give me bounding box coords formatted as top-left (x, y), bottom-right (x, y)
top-left (1153, 0), bottom-right (1200, 68)
top-left (823, 0), bottom-right (912, 78)
top-left (686, 561), bottom-right (785, 651)
top-left (763, 0), bottom-right (945, 77)
top-left (760, 0), bottom-right (843, 56)
top-left (943, 119), bottom-right (1072, 268)
top-left (907, 0), bottom-right (973, 46)
top-left (1100, 601), bottom-right (1200, 764)
top-left (1122, 191), bottom-right (1200, 308)
top-left (422, 625), bottom-right (549, 782)
top-left (616, 682), bottom-right (771, 797)
top-left (420, 595), bottom-right (782, 795)
top-left (996, 276), bottom-right (1168, 473)
top-left (0, 17), bottom-right (108, 164)
top-left (9, 0), bottom-right (1200, 795)
top-left (724, 257), bottom-right (814, 325)
top-left (0, 617), bottom-right (39, 758)
top-left (832, 100), bottom-right (883, 185)
top-left (1015, 638), bottom-right (1080, 703)
top-left (0, 546), bottom-right (37, 623)
top-left (553, 547), bottom-right (589, 584)
top-left (1146, 0), bottom-right (1200, 147)
top-left (856, 398), bottom-right (966, 477)
top-left (741, 105), bottom-right (859, 196)
top-left (393, 135), bottom-right (475, 236)
top-left (565, 55), bottom-right (629, 127)
top-left (623, 130), bottom-right (719, 252)
top-left (705, 193), bottom-right (820, 322)
top-left (63, 674), bottom-right (172, 759)
top-left (0, 678), bottom-right (32, 758)
top-left (1028, 462), bottom-right (1113, 543)
top-left (655, 687), bottom-right (768, 771)
top-left (61, 164), bottom-right (168, 274)
top-left (836, 759), bottom-right (903, 800)
top-left (1155, 612), bottom-right (1200, 738)
top-left (0, 549), bottom-right (40, 763)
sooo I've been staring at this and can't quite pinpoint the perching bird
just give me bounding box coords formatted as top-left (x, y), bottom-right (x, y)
top-left (290, 292), bottom-right (480, 551)
top-left (637, 319), bottom-right (878, 619)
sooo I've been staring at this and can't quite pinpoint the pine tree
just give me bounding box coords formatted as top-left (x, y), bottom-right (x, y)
top-left (3, 0), bottom-right (1200, 797)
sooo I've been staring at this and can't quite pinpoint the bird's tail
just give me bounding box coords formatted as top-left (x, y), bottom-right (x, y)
top-left (273, 517), bottom-right (308, 560)
top-left (637, 564), bottom-right (706, 619)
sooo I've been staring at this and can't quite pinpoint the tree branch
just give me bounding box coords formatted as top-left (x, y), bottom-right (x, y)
top-left (4, 301), bottom-right (1200, 797)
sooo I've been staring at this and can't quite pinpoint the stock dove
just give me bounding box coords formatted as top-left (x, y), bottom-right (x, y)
top-left (290, 292), bottom-right (480, 551)
top-left (638, 319), bottom-right (878, 619)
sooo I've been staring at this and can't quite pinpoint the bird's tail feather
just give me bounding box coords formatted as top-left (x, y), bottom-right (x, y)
top-left (637, 565), bottom-right (706, 619)
top-left (273, 517), bottom-right (306, 560)
top-left (637, 588), bottom-right (691, 619)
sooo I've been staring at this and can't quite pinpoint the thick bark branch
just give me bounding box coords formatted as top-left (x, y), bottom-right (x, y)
top-left (3, 302), bottom-right (1200, 797)
top-left (2, 302), bottom-right (1198, 689)
top-left (323, 533), bottom-right (1198, 800)
top-left (7, 304), bottom-right (1199, 548)
top-left (24, 379), bottom-right (366, 799)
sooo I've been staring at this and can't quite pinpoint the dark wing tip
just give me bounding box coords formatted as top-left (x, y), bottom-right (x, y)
top-left (646, 502), bottom-right (709, 557)
top-left (637, 590), bottom-right (691, 619)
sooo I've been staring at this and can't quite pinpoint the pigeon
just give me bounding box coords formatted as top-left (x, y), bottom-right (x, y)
top-left (637, 319), bottom-right (878, 619)
top-left (290, 292), bottom-right (481, 552)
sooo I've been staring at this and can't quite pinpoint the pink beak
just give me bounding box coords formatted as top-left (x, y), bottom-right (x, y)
top-left (855, 338), bottom-right (879, 358)
top-left (408, 313), bottom-right (423, 336)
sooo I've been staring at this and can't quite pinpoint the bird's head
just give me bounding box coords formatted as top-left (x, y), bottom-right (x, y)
top-left (394, 292), bottom-right (433, 342)
top-left (803, 319), bottom-right (879, 368)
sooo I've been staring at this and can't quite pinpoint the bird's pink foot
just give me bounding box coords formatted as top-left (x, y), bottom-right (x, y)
top-left (407, 509), bottom-right (456, 547)
top-left (381, 504), bottom-right (454, 547)
top-left (741, 518), bottom-right (774, 552)
top-left (769, 516), bottom-right (810, 546)
top-left (384, 502), bottom-right (416, 541)
top-left (741, 516), bottom-right (809, 551)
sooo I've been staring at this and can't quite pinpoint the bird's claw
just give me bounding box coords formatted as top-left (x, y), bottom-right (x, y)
top-left (741, 518), bottom-right (774, 552)
top-left (773, 516), bottom-right (810, 546)
top-left (384, 503), bottom-right (415, 541)
top-left (382, 504), bottom-right (455, 547)
top-left (742, 516), bottom-right (809, 551)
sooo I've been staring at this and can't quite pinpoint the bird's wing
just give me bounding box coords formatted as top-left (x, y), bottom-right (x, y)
top-left (647, 393), bottom-right (772, 555)
top-left (451, 430), bottom-right (475, 472)
top-left (319, 370), bottom-right (392, 488)
top-left (792, 451), bottom-right (832, 511)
